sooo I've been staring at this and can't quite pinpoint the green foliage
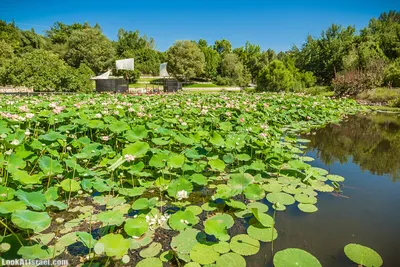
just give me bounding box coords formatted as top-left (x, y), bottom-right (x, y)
top-left (217, 53), bottom-right (250, 87)
top-left (198, 39), bottom-right (220, 79)
top-left (64, 27), bottom-right (114, 74)
top-left (166, 40), bottom-right (205, 81)
top-left (257, 60), bottom-right (295, 91)
top-left (0, 49), bottom-right (92, 91)
top-left (384, 58), bottom-right (400, 87)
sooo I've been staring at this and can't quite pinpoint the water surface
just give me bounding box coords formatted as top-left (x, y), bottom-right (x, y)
top-left (248, 112), bottom-right (400, 267)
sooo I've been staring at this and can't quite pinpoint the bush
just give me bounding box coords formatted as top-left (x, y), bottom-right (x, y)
top-left (332, 60), bottom-right (385, 96)
top-left (388, 97), bottom-right (400, 107)
top-left (256, 60), bottom-right (294, 91)
top-left (384, 59), bottom-right (400, 87)
top-left (0, 49), bottom-right (94, 91)
top-left (214, 76), bottom-right (233, 86)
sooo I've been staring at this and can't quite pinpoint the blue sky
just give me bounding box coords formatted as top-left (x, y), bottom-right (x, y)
top-left (1, 0), bottom-right (398, 52)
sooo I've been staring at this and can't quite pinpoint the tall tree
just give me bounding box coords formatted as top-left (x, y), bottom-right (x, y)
top-left (198, 39), bottom-right (220, 80)
top-left (214, 39), bottom-right (232, 55)
top-left (166, 40), bottom-right (205, 81)
top-left (64, 28), bottom-right (115, 74)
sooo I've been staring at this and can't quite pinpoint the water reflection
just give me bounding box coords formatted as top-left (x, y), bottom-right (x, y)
top-left (304, 113), bottom-right (400, 181)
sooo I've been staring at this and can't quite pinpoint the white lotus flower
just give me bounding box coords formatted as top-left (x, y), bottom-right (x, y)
top-left (10, 139), bottom-right (20, 146)
top-left (176, 190), bottom-right (188, 200)
top-left (124, 154), bottom-right (136, 162)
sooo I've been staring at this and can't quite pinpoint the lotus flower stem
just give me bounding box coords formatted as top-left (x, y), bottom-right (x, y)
top-left (0, 220), bottom-right (23, 246)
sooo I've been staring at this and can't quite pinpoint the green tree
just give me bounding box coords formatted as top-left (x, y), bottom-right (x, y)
top-left (257, 60), bottom-right (294, 91)
top-left (384, 59), bottom-right (400, 87)
top-left (362, 11), bottom-right (400, 60)
top-left (166, 40), bottom-right (205, 81)
top-left (0, 40), bottom-right (14, 66)
top-left (294, 24), bottom-right (355, 85)
top-left (214, 39), bottom-right (232, 55)
top-left (234, 42), bottom-right (262, 82)
top-left (217, 53), bottom-right (250, 86)
top-left (116, 29), bottom-right (160, 75)
top-left (0, 49), bottom-right (92, 92)
top-left (64, 28), bottom-right (114, 74)
top-left (198, 39), bottom-right (220, 79)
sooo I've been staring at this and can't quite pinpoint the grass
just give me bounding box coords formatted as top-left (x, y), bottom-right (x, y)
top-left (183, 83), bottom-right (222, 88)
top-left (357, 87), bottom-right (400, 103)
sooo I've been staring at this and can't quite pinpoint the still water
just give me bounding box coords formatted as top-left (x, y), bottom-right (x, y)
top-left (248, 112), bottom-right (400, 267)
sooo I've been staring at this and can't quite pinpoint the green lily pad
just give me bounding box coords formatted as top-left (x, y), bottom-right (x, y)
top-left (213, 241), bottom-right (231, 254)
top-left (295, 193), bottom-right (317, 204)
top-left (251, 208), bottom-right (274, 227)
top-left (209, 158), bottom-right (226, 172)
top-left (344, 243), bottom-right (383, 267)
top-left (60, 179), bottom-right (81, 192)
top-left (15, 190), bottom-right (46, 211)
top-left (12, 210), bottom-right (51, 233)
top-left (167, 178), bottom-right (193, 199)
top-left (171, 228), bottom-right (206, 255)
top-left (298, 203), bottom-right (318, 213)
top-left (190, 243), bottom-right (220, 265)
top-left (169, 210), bottom-right (199, 230)
top-left (327, 174), bottom-right (345, 182)
top-left (247, 223), bottom-right (278, 242)
top-left (136, 257), bottom-right (163, 267)
top-left (273, 248), bottom-right (322, 267)
top-left (216, 252), bottom-right (246, 267)
top-left (140, 242), bottom-right (162, 258)
top-left (244, 184), bottom-right (265, 200)
top-left (97, 210), bottom-right (125, 226)
top-left (266, 192), bottom-right (295, 205)
top-left (0, 201), bottom-right (26, 214)
top-left (123, 141), bottom-right (150, 158)
top-left (247, 202), bottom-right (269, 212)
top-left (263, 183), bottom-right (282, 193)
top-left (230, 234), bottom-right (260, 256)
top-left (225, 199), bottom-right (246, 210)
top-left (124, 217), bottom-right (149, 237)
top-left (185, 205), bottom-right (203, 215)
top-left (95, 233), bottom-right (130, 258)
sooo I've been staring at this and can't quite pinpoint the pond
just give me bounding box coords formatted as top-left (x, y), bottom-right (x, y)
top-left (248, 112), bottom-right (400, 267)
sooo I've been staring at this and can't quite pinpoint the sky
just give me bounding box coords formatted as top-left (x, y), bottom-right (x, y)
top-left (0, 0), bottom-right (398, 52)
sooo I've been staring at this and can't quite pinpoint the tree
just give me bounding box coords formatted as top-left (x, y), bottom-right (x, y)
top-left (257, 60), bottom-right (294, 91)
top-left (116, 29), bottom-right (160, 75)
top-left (64, 28), bottom-right (114, 74)
top-left (166, 40), bottom-right (205, 81)
top-left (362, 11), bottom-right (400, 60)
top-left (214, 39), bottom-right (232, 55)
top-left (384, 59), bottom-right (400, 87)
top-left (198, 39), bottom-right (220, 79)
top-left (0, 40), bottom-right (14, 66)
top-left (294, 24), bottom-right (355, 85)
top-left (234, 42), bottom-right (262, 82)
top-left (217, 53), bottom-right (250, 86)
top-left (0, 49), bottom-right (93, 91)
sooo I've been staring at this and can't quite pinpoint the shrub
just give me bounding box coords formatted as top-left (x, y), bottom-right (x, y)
top-left (0, 49), bottom-right (94, 91)
top-left (256, 60), bottom-right (294, 91)
top-left (384, 59), bottom-right (400, 87)
top-left (332, 60), bottom-right (385, 96)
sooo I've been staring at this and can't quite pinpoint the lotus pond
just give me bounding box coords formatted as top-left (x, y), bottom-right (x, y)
top-left (0, 92), bottom-right (386, 267)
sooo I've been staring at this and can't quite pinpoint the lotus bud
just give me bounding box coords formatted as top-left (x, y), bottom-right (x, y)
top-left (56, 218), bottom-right (65, 224)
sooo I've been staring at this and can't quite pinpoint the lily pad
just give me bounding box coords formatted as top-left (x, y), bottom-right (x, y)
top-left (171, 228), bottom-right (206, 255)
top-left (169, 210), bottom-right (199, 230)
top-left (327, 174), bottom-right (345, 182)
top-left (140, 242), bottom-right (162, 258)
top-left (298, 203), bottom-right (318, 213)
top-left (124, 217), bottom-right (149, 237)
top-left (11, 210), bottom-right (51, 233)
top-left (247, 223), bottom-right (278, 242)
top-left (136, 257), bottom-right (163, 267)
top-left (273, 248), bottom-right (322, 267)
top-left (95, 233), bottom-right (130, 258)
top-left (344, 243), bottom-right (383, 267)
top-left (216, 252), bottom-right (246, 267)
top-left (230, 234), bottom-right (260, 256)
top-left (190, 243), bottom-right (220, 265)
top-left (266, 192), bottom-right (295, 205)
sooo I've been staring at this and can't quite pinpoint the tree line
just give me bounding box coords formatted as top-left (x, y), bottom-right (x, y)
top-left (0, 10), bottom-right (399, 93)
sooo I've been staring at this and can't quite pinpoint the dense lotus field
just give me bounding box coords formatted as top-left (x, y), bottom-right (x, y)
top-left (0, 92), bottom-right (378, 267)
